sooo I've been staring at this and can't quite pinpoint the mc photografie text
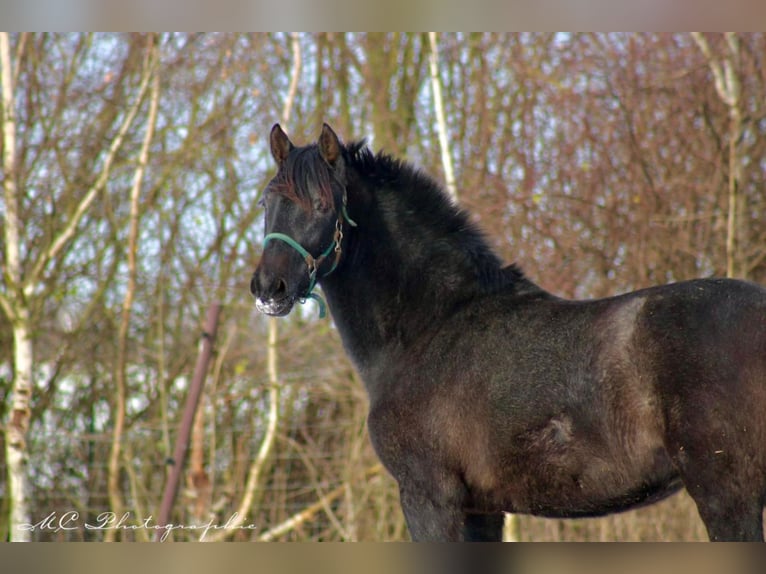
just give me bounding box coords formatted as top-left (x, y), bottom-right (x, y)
top-left (20, 511), bottom-right (257, 541)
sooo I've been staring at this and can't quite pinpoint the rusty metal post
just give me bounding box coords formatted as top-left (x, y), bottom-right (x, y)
top-left (156, 302), bottom-right (221, 541)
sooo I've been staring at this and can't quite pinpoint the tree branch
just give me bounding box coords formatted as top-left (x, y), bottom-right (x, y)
top-left (258, 464), bottom-right (383, 542)
top-left (202, 33), bottom-right (304, 543)
top-left (281, 32), bottom-right (301, 126)
top-left (1, 31), bottom-right (21, 304)
top-left (690, 32), bottom-right (737, 108)
top-left (23, 37), bottom-right (157, 298)
top-left (428, 32), bottom-right (457, 201)
top-left (106, 35), bottom-right (161, 541)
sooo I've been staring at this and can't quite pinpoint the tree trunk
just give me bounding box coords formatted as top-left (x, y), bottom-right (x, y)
top-left (6, 313), bottom-right (33, 542)
top-left (1, 31), bottom-right (33, 543)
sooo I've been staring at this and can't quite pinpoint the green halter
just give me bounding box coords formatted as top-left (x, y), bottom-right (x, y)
top-left (262, 196), bottom-right (357, 318)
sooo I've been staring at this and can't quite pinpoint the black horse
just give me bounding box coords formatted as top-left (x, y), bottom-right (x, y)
top-left (251, 123), bottom-right (766, 541)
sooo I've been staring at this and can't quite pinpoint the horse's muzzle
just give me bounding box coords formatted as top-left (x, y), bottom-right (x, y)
top-left (250, 269), bottom-right (297, 316)
top-left (254, 295), bottom-right (295, 317)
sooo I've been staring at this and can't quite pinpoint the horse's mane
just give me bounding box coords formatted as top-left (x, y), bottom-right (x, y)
top-left (344, 140), bottom-right (535, 295)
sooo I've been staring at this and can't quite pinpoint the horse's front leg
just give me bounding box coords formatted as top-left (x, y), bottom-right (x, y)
top-left (399, 485), bottom-right (505, 541)
top-left (399, 481), bottom-right (466, 541)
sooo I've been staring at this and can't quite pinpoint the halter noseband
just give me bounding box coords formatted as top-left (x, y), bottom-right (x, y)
top-left (262, 191), bottom-right (357, 318)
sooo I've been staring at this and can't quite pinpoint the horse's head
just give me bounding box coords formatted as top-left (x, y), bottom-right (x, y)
top-left (250, 123), bottom-right (351, 316)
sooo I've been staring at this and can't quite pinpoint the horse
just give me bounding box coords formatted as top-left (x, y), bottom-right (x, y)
top-left (250, 123), bottom-right (766, 541)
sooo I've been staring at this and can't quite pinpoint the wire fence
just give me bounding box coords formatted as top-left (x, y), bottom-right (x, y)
top-left (4, 411), bottom-right (721, 542)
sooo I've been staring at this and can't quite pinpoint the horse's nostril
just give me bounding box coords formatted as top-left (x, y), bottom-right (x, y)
top-left (250, 269), bottom-right (288, 300)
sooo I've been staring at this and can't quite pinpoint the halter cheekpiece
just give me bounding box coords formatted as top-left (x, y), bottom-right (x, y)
top-left (262, 190), bottom-right (357, 318)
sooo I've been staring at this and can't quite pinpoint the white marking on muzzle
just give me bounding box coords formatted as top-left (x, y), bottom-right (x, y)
top-left (255, 297), bottom-right (293, 316)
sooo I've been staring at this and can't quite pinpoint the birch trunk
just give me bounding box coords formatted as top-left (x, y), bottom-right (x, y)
top-left (1, 31), bottom-right (32, 542)
top-left (6, 315), bottom-right (33, 542)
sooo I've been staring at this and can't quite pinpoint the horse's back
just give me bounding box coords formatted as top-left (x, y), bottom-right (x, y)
top-left (635, 278), bottom-right (766, 397)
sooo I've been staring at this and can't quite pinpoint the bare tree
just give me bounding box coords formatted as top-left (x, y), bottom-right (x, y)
top-left (204, 32), bottom-right (301, 542)
top-left (106, 34), bottom-right (161, 541)
top-left (1, 32), bottom-right (166, 540)
top-left (691, 32), bottom-right (744, 279)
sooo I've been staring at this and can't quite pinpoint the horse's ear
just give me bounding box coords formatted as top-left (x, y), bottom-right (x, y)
top-left (270, 124), bottom-right (293, 166)
top-left (318, 123), bottom-right (342, 167)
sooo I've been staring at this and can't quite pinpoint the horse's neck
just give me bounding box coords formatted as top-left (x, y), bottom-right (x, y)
top-left (319, 194), bottom-right (480, 377)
